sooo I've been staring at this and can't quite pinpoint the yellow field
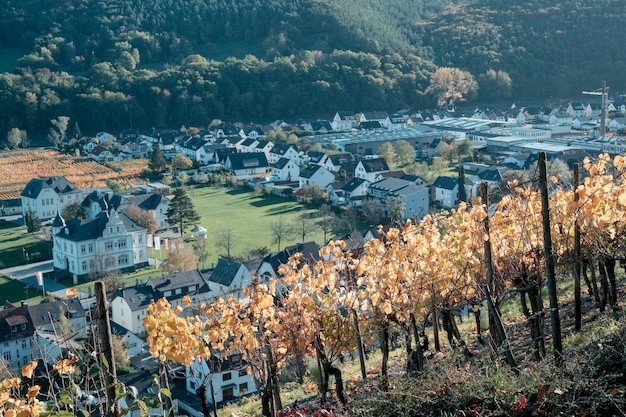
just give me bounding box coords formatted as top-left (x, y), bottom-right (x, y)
top-left (0, 149), bottom-right (148, 199)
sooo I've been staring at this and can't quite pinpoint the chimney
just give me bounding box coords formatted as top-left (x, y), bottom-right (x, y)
top-left (21, 301), bottom-right (28, 308)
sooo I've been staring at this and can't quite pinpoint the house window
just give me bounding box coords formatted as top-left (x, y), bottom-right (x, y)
top-left (81, 245), bottom-right (86, 254)
top-left (82, 261), bottom-right (88, 272)
top-left (188, 285), bottom-right (196, 292)
top-left (239, 369), bottom-right (247, 377)
top-left (118, 239), bottom-right (127, 248)
top-left (239, 383), bottom-right (248, 394)
top-left (189, 381), bottom-right (195, 390)
top-left (88, 243), bottom-right (94, 253)
top-left (118, 254), bottom-right (129, 266)
top-left (105, 241), bottom-right (114, 251)
top-left (20, 324), bottom-right (26, 331)
top-left (105, 257), bottom-right (115, 269)
top-left (11, 326), bottom-right (17, 333)
top-left (175, 289), bottom-right (181, 295)
top-left (3, 352), bottom-right (10, 361)
top-left (164, 291), bottom-right (172, 297)
top-left (222, 372), bottom-right (232, 381)
top-left (22, 340), bottom-right (27, 349)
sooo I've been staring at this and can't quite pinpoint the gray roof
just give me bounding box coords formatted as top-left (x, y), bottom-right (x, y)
top-left (359, 158), bottom-right (389, 173)
top-left (272, 157), bottom-right (292, 170)
top-left (270, 143), bottom-right (297, 156)
top-left (299, 164), bottom-right (326, 179)
top-left (56, 210), bottom-right (143, 242)
top-left (433, 176), bottom-right (458, 190)
top-left (28, 299), bottom-right (86, 328)
top-left (127, 193), bottom-right (169, 211)
top-left (476, 168), bottom-right (504, 182)
top-left (21, 176), bottom-right (79, 198)
top-left (227, 152), bottom-right (269, 170)
top-left (259, 242), bottom-right (320, 276)
top-left (210, 259), bottom-right (244, 287)
top-left (342, 177), bottom-right (368, 192)
top-left (112, 286), bottom-right (156, 312)
top-left (149, 270), bottom-right (208, 298)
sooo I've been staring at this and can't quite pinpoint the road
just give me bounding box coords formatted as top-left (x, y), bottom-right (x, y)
top-left (0, 259), bottom-right (94, 308)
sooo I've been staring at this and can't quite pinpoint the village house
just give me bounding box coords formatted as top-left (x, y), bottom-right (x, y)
top-left (432, 176), bottom-right (459, 209)
top-left (225, 152), bottom-right (270, 180)
top-left (367, 177), bottom-right (430, 220)
top-left (21, 176), bottom-right (83, 220)
top-left (299, 164), bottom-right (335, 189)
top-left (258, 242), bottom-right (321, 280)
top-left (271, 157), bottom-right (300, 181)
top-left (52, 208), bottom-right (148, 279)
top-left (0, 302), bottom-right (35, 370)
top-left (206, 258), bottom-right (253, 300)
top-left (354, 158), bottom-right (390, 182)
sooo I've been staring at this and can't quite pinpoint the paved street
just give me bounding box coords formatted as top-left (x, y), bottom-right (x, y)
top-left (0, 259), bottom-right (90, 305)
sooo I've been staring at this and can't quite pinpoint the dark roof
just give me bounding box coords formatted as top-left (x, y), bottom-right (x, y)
top-left (429, 138), bottom-right (442, 149)
top-left (112, 286), bottom-right (157, 312)
top-left (272, 157), bottom-right (292, 170)
top-left (182, 137), bottom-right (208, 150)
top-left (310, 120), bottom-right (333, 131)
top-left (27, 299), bottom-right (86, 328)
top-left (359, 158), bottom-right (389, 173)
top-left (476, 168), bottom-right (503, 182)
top-left (56, 210), bottom-right (143, 242)
top-left (328, 153), bottom-right (354, 166)
top-left (149, 270), bottom-right (208, 298)
top-left (433, 176), bottom-right (458, 190)
top-left (340, 160), bottom-right (359, 176)
top-left (362, 111), bottom-right (389, 120)
top-left (215, 147), bottom-right (238, 163)
top-left (21, 176), bottom-right (79, 198)
top-left (342, 177), bottom-right (368, 192)
top-left (259, 242), bottom-right (320, 276)
top-left (299, 164), bottom-right (326, 179)
top-left (255, 139), bottom-right (271, 149)
top-left (307, 151), bottom-right (327, 164)
top-left (227, 152), bottom-right (269, 170)
top-left (270, 143), bottom-right (297, 156)
top-left (0, 304), bottom-right (35, 343)
top-left (127, 193), bottom-right (169, 211)
top-left (241, 138), bottom-right (256, 147)
top-left (359, 121), bottom-right (383, 130)
top-left (337, 111), bottom-right (355, 119)
top-left (210, 259), bottom-right (244, 287)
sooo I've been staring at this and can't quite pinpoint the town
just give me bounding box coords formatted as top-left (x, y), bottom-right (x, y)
top-left (1, 97), bottom-right (625, 416)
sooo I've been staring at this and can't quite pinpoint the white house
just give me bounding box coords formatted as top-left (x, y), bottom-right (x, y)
top-left (257, 242), bottom-right (321, 280)
top-left (111, 322), bottom-right (144, 358)
top-left (271, 157), bottom-right (300, 181)
top-left (187, 353), bottom-right (257, 405)
top-left (299, 164), bottom-right (335, 189)
top-left (333, 111), bottom-right (357, 128)
top-left (28, 298), bottom-right (87, 340)
top-left (21, 176), bottom-right (83, 220)
top-left (354, 158), bottom-right (390, 183)
top-left (367, 178), bottom-right (430, 220)
top-left (324, 153), bottom-right (354, 173)
top-left (358, 111), bottom-right (392, 129)
top-left (110, 286), bottom-right (156, 336)
top-left (0, 302), bottom-right (35, 370)
top-left (225, 152), bottom-right (270, 180)
top-left (52, 209), bottom-right (148, 279)
top-left (341, 177), bottom-right (370, 207)
top-left (432, 176), bottom-right (459, 209)
top-left (207, 259), bottom-right (253, 300)
top-left (268, 144), bottom-right (300, 164)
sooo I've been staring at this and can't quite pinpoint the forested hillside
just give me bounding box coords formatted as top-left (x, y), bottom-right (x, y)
top-left (0, 0), bottom-right (623, 137)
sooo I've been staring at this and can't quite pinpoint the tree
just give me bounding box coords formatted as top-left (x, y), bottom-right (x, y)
top-left (386, 196), bottom-right (405, 223)
top-left (457, 164), bottom-right (467, 203)
top-left (478, 69), bottom-right (512, 101)
top-left (61, 201), bottom-right (86, 220)
top-left (293, 212), bottom-right (318, 243)
top-left (163, 238), bottom-right (199, 273)
top-left (25, 209), bottom-right (41, 233)
top-left (48, 116), bottom-right (70, 148)
top-left (7, 127), bottom-right (21, 149)
top-left (124, 204), bottom-right (157, 234)
top-left (192, 239), bottom-right (210, 270)
top-left (426, 67), bottom-right (478, 109)
top-left (270, 217), bottom-right (292, 251)
top-left (172, 154), bottom-right (193, 172)
top-left (457, 139), bottom-right (474, 161)
top-left (437, 141), bottom-right (457, 162)
top-left (148, 143), bottom-right (167, 173)
top-left (215, 228), bottom-right (237, 260)
top-left (394, 140), bottom-right (416, 166)
top-left (318, 204), bottom-right (339, 242)
top-left (166, 187), bottom-right (200, 236)
top-left (362, 199), bottom-right (384, 226)
top-left (378, 142), bottom-right (395, 165)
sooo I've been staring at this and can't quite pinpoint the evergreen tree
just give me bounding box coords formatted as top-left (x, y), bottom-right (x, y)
top-left (166, 188), bottom-right (200, 236)
top-left (148, 144), bottom-right (167, 172)
top-left (457, 164), bottom-right (467, 204)
top-left (25, 209), bottom-right (42, 233)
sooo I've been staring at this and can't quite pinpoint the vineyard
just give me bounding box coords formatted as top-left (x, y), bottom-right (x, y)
top-left (0, 150), bottom-right (148, 199)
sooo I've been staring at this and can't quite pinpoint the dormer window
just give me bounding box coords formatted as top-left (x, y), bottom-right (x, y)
top-left (11, 325), bottom-right (17, 333)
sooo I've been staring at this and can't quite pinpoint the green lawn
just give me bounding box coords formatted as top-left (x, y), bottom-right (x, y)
top-left (188, 186), bottom-right (327, 266)
top-left (0, 275), bottom-right (44, 306)
top-left (0, 221), bottom-right (52, 268)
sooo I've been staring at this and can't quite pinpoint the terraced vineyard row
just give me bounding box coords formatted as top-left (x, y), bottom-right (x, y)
top-left (0, 150), bottom-right (148, 200)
